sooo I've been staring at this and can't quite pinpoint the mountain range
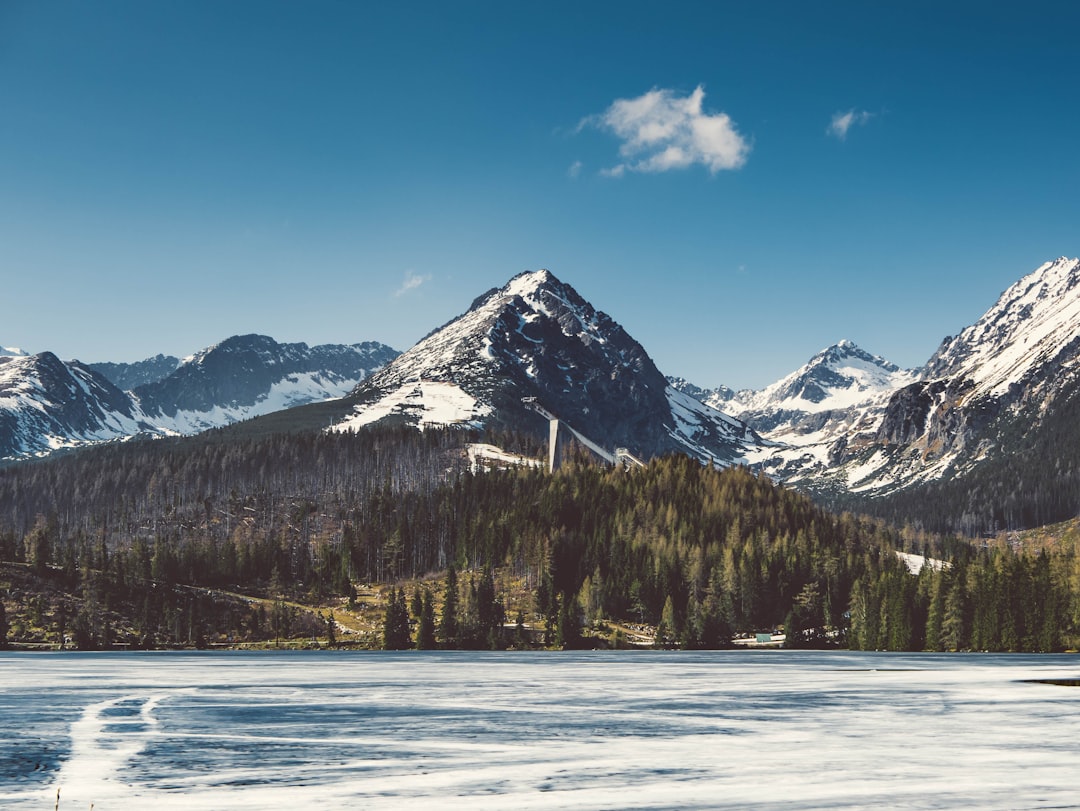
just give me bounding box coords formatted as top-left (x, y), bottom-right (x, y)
top-left (0, 337), bottom-right (397, 459)
top-left (3, 257), bottom-right (1079, 532)
top-left (669, 257), bottom-right (1080, 504)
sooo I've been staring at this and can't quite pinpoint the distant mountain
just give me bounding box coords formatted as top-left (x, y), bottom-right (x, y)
top-left (0, 352), bottom-right (147, 459)
top-left (680, 340), bottom-right (917, 486)
top-left (0, 336), bottom-right (399, 460)
top-left (334, 269), bottom-right (764, 464)
top-left (87, 354), bottom-right (180, 390)
top-left (134, 335), bottom-right (398, 434)
top-left (1, 346), bottom-right (29, 358)
top-left (675, 257), bottom-right (1080, 522)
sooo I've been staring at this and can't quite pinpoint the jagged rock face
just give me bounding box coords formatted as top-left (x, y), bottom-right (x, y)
top-left (875, 381), bottom-right (943, 446)
top-left (924, 257), bottom-right (1080, 390)
top-left (87, 354), bottom-right (180, 390)
top-left (667, 377), bottom-right (737, 405)
top-left (0, 352), bottom-right (145, 458)
top-left (341, 270), bottom-right (761, 463)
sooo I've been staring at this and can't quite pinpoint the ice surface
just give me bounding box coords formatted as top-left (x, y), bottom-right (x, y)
top-left (3, 651), bottom-right (1080, 811)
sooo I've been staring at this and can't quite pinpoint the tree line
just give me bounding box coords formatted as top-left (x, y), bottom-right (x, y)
top-left (1, 425), bottom-right (1077, 651)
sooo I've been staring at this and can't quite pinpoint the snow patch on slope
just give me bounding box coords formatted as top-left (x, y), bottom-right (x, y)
top-left (143, 371), bottom-right (363, 434)
top-left (335, 381), bottom-right (491, 432)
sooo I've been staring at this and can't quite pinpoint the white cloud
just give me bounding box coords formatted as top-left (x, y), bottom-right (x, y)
top-left (394, 270), bottom-right (430, 297)
top-left (827, 109), bottom-right (874, 140)
top-left (581, 85), bottom-right (749, 176)
top-left (567, 160), bottom-right (583, 178)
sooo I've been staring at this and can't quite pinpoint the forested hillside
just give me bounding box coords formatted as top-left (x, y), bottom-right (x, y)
top-left (0, 427), bottom-right (1075, 652)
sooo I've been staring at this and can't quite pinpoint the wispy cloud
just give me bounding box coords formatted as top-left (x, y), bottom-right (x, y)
top-left (394, 270), bottom-right (431, 297)
top-left (827, 109), bottom-right (874, 140)
top-left (580, 85), bottom-right (750, 176)
top-left (567, 160), bottom-right (583, 178)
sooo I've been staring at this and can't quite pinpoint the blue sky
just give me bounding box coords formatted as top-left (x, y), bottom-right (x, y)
top-left (2, 1), bottom-right (1078, 389)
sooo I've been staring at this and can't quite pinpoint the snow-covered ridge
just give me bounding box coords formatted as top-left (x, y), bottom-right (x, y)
top-left (925, 256), bottom-right (1080, 397)
top-left (0, 352), bottom-right (147, 458)
top-left (0, 337), bottom-right (399, 460)
top-left (727, 339), bottom-right (916, 418)
top-left (1, 345), bottom-right (28, 358)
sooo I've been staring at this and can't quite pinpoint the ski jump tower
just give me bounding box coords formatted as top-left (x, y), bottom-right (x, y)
top-left (522, 397), bottom-right (645, 473)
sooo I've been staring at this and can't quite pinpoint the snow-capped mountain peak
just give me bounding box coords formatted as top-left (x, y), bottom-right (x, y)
top-left (1, 346), bottom-right (28, 358)
top-left (0, 352), bottom-right (145, 458)
top-left (338, 269), bottom-right (763, 464)
top-left (731, 339), bottom-right (915, 419)
top-left (923, 256), bottom-right (1080, 396)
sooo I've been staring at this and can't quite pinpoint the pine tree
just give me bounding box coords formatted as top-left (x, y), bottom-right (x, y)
top-left (24, 517), bottom-right (51, 575)
top-left (655, 595), bottom-right (676, 649)
top-left (556, 595), bottom-right (581, 650)
top-left (0, 600), bottom-right (8, 650)
top-left (439, 566), bottom-right (459, 649)
top-left (382, 587), bottom-right (411, 650)
top-left (416, 589), bottom-right (436, 650)
top-left (941, 569), bottom-right (968, 651)
top-left (924, 571), bottom-right (946, 651)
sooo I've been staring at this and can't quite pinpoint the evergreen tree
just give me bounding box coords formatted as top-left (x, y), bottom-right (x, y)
top-left (0, 599), bottom-right (8, 650)
top-left (411, 586), bottom-right (423, 620)
top-left (24, 517), bottom-right (51, 575)
top-left (556, 594), bottom-right (581, 649)
top-left (439, 565), bottom-right (459, 648)
top-left (655, 595), bottom-right (676, 649)
top-left (924, 570), bottom-right (947, 651)
top-left (941, 568), bottom-right (968, 651)
top-left (382, 587), bottom-right (411, 650)
top-left (416, 589), bottom-right (436, 650)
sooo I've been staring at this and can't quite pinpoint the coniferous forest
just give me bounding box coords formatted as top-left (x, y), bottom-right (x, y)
top-left (0, 425), bottom-right (1077, 652)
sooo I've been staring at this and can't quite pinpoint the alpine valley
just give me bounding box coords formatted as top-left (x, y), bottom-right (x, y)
top-left (2, 258), bottom-right (1079, 656)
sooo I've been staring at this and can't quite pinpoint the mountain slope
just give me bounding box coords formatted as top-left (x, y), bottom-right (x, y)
top-left (669, 257), bottom-right (1080, 518)
top-left (0, 336), bottom-right (399, 460)
top-left (849, 256), bottom-right (1080, 494)
top-left (335, 269), bottom-right (763, 463)
top-left (0, 352), bottom-right (149, 459)
top-left (715, 257), bottom-right (1080, 506)
top-left (731, 341), bottom-right (916, 484)
top-left (135, 335), bottom-right (398, 434)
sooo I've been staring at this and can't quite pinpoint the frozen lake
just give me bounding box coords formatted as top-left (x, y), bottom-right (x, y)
top-left (1, 650), bottom-right (1079, 810)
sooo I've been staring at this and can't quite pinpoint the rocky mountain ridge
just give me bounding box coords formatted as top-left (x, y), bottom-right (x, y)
top-left (675, 257), bottom-right (1080, 498)
top-left (0, 336), bottom-right (398, 460)
top-left (334, 269), bottom-right (764, 464)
